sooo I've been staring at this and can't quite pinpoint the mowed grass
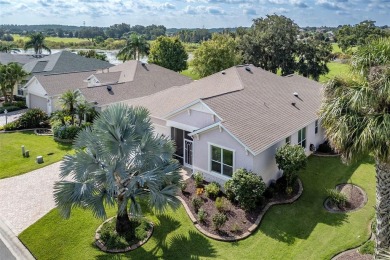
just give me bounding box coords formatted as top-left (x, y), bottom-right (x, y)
top-left (319, 62), bottom-right (350, 83)
top-left (0, 131), bottom-right (72, 179)
top-left (19, 156), bottom-right (375, 260)
top-left (12, 34), bottom-right (89, 43)
top-left (181, 66), bottom-right (200, 80)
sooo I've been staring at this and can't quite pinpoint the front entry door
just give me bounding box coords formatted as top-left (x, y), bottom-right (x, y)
top-left (184, 140), bottom-right (193, 168)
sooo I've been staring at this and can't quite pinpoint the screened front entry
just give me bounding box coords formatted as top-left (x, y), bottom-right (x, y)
top-left (171, 128), bottom-right (193, 168)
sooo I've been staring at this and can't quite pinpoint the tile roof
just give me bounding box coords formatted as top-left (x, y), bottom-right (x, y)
top-left (0, 53), bottom-right (38, 65)
top-left (123, 65), bottom-right (323, 155)
top-left (34, 71), bottom-right (91, 96)
top-left (22, 51), bottom-right (113, 75)
top-left (81, 61), bottom-right (193, 106)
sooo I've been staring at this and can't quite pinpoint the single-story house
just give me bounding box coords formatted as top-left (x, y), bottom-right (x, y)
top-left (115, 65), bottom-right (325, 186)
top-left (23, 51), bottom-right (113, 101)
top-left (24, 60), bottom-right (192, 114)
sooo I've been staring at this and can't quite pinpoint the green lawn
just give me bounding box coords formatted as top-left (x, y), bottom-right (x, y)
top-left (12, 34), bottom-right (90, 43)
top-left (181, 66), bottom-right (201, 80)
top-left (0, 131), bottom-right (72, 179)
top-left (19, 156), bottom-right (375, 259)
top-left (319, 62), bottom-right (350, 83)
top-left (332, 43), bottom-right (342, 53)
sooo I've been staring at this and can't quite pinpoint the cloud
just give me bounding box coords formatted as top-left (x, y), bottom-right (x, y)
top-left (290, 0), bottom-right (309, 8)
top-left (316, 0), bottom-right (345, 10)
top-left (243, 8), bottom-right (257, 15)
top-left (184, 5), bottom-right (226, 15)
top-left (0, 0), bottom-right (10, 4)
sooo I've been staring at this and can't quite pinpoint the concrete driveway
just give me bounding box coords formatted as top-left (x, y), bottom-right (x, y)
top-left (0, 109), bottom-right (28, 127)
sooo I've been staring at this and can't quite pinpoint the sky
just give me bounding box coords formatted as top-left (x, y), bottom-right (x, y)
top-left (0, 0), bottom-right (389, 28)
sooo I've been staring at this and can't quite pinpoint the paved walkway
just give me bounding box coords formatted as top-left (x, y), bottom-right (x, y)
top-left (0, 109), bottom-right (28, 126)
top-left (0, 162), bottom-right (62, 235)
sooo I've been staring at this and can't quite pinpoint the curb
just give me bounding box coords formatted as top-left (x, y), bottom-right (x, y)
top-left (0, 217), bottom-right (35, 260)
top-left (178, 179), bottom-right (303, 241)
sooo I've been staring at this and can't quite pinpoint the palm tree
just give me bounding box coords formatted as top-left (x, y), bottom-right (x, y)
top-left (24, 32), bottom-right (51, 55)
top-left (117, 33), bottom-right (149, 61)
top-left (54, 104), bottom-right (180, 235)
top-left (320, 37), bottom-right (390, 257)
top-left (0, 63), bottom-right (29, 102)
top-left (58, 90), bottom-right (81, 124)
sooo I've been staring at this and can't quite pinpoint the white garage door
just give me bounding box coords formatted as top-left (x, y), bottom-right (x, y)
top-left (29, 94), bottom-right (48, 113)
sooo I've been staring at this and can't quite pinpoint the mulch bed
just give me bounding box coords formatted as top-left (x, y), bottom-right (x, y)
top-left (179, 177), bottom-right (299, 238)
top-left (325, 184), bottom-right (367, 213)
top-left (334, 250), bottom-right (373, 260)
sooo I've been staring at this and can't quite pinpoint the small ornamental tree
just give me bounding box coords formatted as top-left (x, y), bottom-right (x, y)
top-left (224, 168), bottom-right (266, 211)
top-left (275, 144), bottom-right (307, 189)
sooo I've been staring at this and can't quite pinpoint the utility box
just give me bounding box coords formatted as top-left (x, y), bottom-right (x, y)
top-left (36, 156), bottom-right (43, 164)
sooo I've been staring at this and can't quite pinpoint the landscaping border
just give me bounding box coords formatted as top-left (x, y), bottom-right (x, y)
top-left (95, 217), bottom-right (154, 253)
top-left (312, 152), bottom-right (340, 157)
top-left (177, 179), bottom-right (303, 241)
top-left (324, 183), bottom-right (368, 213)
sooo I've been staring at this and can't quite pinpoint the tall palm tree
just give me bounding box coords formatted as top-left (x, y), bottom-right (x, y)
top-left (320, 37), bottom-right (390, 257)
top-left (24, 32), bottom-right (51, 55)
top-left (117, 33), bottom-right (149, 61)
top-left (54, 104), bottom-right (180, 235)
top-left (58, 90), bottom-right (81, 124)
top-left (0, 63), bottom-right (29, 102)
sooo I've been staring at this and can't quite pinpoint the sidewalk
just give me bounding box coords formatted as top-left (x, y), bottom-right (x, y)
top-left (0, 217), bottom-right (35, 260)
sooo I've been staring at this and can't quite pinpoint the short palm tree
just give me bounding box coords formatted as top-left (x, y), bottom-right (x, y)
top-left (54, 104), bottom-right (181, 235)
top-left (0, 62), bottom-right (29, 102)
top-left (24, 32), bottom-right (51, 55)
top-left (320, 37), bottom-right (390, 256)
top-left (117, 33), bottom-right (149, 61)
top-left (58, 90), bottom-right (81, 124)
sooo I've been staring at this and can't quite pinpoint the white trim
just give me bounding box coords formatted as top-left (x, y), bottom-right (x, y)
top-left (189, 122), bottom-right (220, 136)
top-left (208, 142), bottom-right (235, 178)
top-left (184, 139), bottom-right (193, 168)
top-left (164, 99), bottom-right (223, 121)
top-left (166, 121), bottom-right (198, 132)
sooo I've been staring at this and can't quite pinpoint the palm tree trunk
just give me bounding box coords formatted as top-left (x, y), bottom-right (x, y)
top-left (1, 88), bottom-right (8, 103)
top-left (115, 197), bottom-right (133, 236)
top-left (375, 160), bottom-right (390, 257)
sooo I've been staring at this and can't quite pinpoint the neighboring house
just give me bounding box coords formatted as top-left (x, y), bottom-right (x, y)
top-left (118, 65), bottom-right (325, 186)
top-left (0, 53), bottom-right (38, 66)
top-left (23, 60), bottom-right (192, 114)
top-left (23, 51), bottom-right (113, 110)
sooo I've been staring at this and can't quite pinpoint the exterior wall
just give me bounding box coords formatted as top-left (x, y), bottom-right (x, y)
top-left (287, 120), bottom-right (325, 155)
top-left (168, 109), bottom-right (219, 130)
top-left (253, 140), bottom-right (285, 185)
top-left (151, 117), bottom-right (170, 137)
top-left (26, 78), bottom-right (48, 112)
top-left (192, 127), bottom-right (254, 187)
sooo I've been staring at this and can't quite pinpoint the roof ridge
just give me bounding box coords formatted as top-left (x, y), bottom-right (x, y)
top-left (233, 65), bottom-right (246, 91)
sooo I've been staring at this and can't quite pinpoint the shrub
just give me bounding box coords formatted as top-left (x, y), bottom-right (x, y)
top-left (204, 182), bottom-right (220, 198)
top-left (193, 172), bottom-right (204, 187)
top-left (215, 197), bottom-right (227, 212)
top-left (224, 168), bottom-right (266, 211)
top-left (231, 222), bottom-right (241, 233)
top-left (4, 101), bottom-right (26, 108)
top-left (359, 240), bottom-right (375, 255)
top-left (53, 125), bottom-right (82, 140)
top-left (0, 106), bottom-right (20, 114)
top-left (191, 196), bottom-right (203, 213)
top-left (327, 188), bottom-right (347, 207)
top-left (275, 144), bottom-right (307, 187)
top-left (212, 212), bottom-right (227, 230)
top-left (197, 208), bottom-right (207, 223)
top-left (18, 108), bottom-right (48, 129)
top-left (179, 181), bottom-right (187, 192)
top-left (3, 120), bottom-right (20, 131)
top-left (263, 182), bottom-right (276, 199)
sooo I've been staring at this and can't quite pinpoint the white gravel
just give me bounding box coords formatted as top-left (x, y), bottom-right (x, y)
top-left (0, 162), bottom-right (62, 235)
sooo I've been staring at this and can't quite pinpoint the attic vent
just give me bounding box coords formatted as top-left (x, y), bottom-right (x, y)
top-left (292, 102), bottom-right (296, 106)
top-left (107, 85), bottom-right (112, 91)
top-left (141, 62), bottom-right (146, 66)
top-left (221, 71), bottom-right (226, 75)
top-left (245, 67), bottom-right (251, 72)
top-left (293, 92), bottom-right (299, 97)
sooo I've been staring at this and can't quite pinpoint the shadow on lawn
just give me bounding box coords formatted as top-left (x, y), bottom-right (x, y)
top-left (95, 214), bottom-right (217, 259)
top-left (259, 156), bottom-right (373, 245)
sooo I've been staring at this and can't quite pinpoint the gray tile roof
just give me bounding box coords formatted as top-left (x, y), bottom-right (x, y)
top-left (0, 53), bottom-right (38, 65)
top-left (203, 66), bottom-right (323, 154)
top-left (22, 51), bottom-right (113, 75)
top-left (34, 71), bottom-right (92, 96)
top-left (123, 65), bottom-right (323, 155)
top-left (81, 61), bottom-right (193, 106)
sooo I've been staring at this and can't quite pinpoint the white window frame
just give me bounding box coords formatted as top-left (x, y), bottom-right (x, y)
top-left (298, 127), bottom-right (306, 148)
top-left (208, 142), bottom-right (235, 178)
top-left (315, 120), bottom-right (319, 134)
